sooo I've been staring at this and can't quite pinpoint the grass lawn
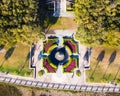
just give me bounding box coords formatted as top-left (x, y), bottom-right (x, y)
top-left (44, 17), bottom-right (77, 30)
top-left (0, 44), bottom-right (33, 76)
top-left (86, 46), bottom-right (120, 84)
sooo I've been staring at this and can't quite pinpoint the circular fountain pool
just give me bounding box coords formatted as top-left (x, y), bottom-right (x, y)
top-left (49, 47), bottom-right (69, 66)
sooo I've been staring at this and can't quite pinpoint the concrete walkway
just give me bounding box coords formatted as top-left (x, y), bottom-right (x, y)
top-left (54, 29), bottom-right (76, 37)
top-left (53, 12), bottom-right (75, 17)
top-left (0, 74), bottom-right (120, 93)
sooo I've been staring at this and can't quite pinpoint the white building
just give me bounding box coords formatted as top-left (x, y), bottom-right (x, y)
top-left (46, 0), bottom-right (74, 17)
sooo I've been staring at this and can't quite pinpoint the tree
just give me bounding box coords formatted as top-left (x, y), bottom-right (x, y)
top-left (38, 69), bottom-right (45, 76)
top-left (75, 0), bottom-right (120, 46)
top-left (0, 0), bottom-right (43, 47)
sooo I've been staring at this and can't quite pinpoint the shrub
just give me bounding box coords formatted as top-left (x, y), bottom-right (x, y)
top-left (44, 39), bottom-right (57, 52)
top-left (43, 59), bottom-right (55, 72)
top-left (76, 70), bottom-right (81, 77)
top-left (64, 60), bottom-right (76, 72)
top-left (64, 41), bottom-right (76, 53)
top-left (38, 70), bottom-right (45, 76)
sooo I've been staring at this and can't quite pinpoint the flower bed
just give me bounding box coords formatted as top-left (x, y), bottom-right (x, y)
top-left (44, 39), bottom-right (57, 53)
top-left (42, 37), bottom-right (79, 73)
top-left (64, 59), bottom-right (76, 72)
top-left (64, 40), bottom-right (76, 53)
top-left (43, 59), bottom-right (55, 72)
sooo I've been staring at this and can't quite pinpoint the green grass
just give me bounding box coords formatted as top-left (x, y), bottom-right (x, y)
top-left (86, 46), bottom-right (120, 84)
top-left (66, 7), bottom-right (74, 12)
top-left (0, 44), bottom-right (32, 76)
top-left (44, 17), bottom-right (77, 30)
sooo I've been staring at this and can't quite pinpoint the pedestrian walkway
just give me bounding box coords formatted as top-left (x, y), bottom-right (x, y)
top-left (53, 12), bottom-right (75, 17)
top-left (0, 75), bottom-right (120, 93)
top-left (54, 29), bottom-right (76, 37)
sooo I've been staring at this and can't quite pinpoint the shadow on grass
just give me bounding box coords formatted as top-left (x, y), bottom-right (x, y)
top-left (97, 50), bottom-right (105, 62)
top-left (17, 52), bottom-right (31, 75)
top-left (114, 66), bottom-right (120, 80)
top-left (90, 50), bottom-right (105, 78)
top-left (26, 52), bottom-right (30, 60)
top-left (0, 45), bottom-right (5, 50)
top-left (105, 73), bottom-right (112, 81)
top-left (5, 47), bottom-right (15, 60)
top-left (103, 51), bottom-right (117, 79)
top-left (44, 17), bottom-right (59, 33)
top-left (0, 47), bottom-right (15, 68)
top-left (109, 51), bottom-right (116, 63)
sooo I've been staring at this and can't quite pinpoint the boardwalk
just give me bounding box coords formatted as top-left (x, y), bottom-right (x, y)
top-left (0, 75), bottom-right (120, 93)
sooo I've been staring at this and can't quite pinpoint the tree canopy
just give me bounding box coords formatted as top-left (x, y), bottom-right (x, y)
top-left (0, 0), bottom-right (43, 47)
top-left (75, 0), bottom-right (120, 46)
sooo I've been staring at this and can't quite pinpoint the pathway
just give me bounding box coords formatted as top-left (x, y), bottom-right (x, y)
top-left (0, 74), bottom-right (120, 93)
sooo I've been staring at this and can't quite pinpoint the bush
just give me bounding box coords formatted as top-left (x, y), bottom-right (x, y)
top-left (38, 70), bottom-right (45, 76)
top-left (76, 70), bottom-right (81, 77)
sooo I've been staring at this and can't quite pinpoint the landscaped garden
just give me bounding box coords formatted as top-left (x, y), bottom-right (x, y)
top-left (42, 36), bottom-right (79, 73)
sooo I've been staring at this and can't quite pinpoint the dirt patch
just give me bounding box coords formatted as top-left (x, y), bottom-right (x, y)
top-left (0, 82), bottom-right (120, 96)
top-left (18, 86), bottom-right (120, 96)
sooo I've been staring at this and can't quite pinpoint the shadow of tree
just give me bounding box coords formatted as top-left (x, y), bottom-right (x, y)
top-left (36, 0), bottom-right (59, 33)
top-left (26, 52), bottom-right (30, 61)
top-left (105, 73), bottom-right (111, 81)
top-left (4, 47), bottom-right (15, 60)
top-left (90, 50), bottom-right (105, 78)
top-left (97, 50), bottom-right (105, 62)
top-left (17, 51), bottom-right (30, 74)
top-left (109, 51), bottom-right (116, 64)
top-left (0, 47), bottom-right (15, 68)
top-left (103, 51), bottom-right (117, 79)
top-left (0, 45), bottom-right (4, 50)
top-left (114, 66), bottom-right (120, 80)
